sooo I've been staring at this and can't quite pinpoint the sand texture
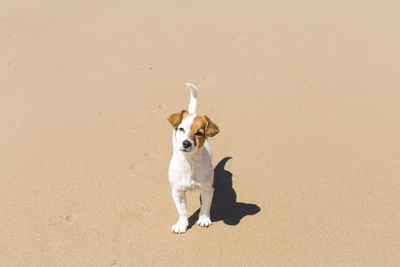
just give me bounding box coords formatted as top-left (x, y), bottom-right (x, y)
top-left (1, 0), bottom-right (400, 265)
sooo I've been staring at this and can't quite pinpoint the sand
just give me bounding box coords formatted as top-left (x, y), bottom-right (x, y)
top-left (1, 0), bottom-right (400, 265)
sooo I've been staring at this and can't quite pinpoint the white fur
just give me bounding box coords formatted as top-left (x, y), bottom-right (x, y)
top-left (186, 83), bottom-right (198, 114)
top-left (168, 83), bottom-right (214, 233)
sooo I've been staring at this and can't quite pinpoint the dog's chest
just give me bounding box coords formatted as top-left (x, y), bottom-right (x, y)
top-left (169, 158), bottom-right (202, 190)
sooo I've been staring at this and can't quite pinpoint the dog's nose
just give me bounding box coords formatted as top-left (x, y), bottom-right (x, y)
top-left (183, 140), bottom-right (192, 149)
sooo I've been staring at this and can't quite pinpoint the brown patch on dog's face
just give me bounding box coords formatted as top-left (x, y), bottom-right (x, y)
top-left (190, 115), bottom-right (220, 148)
top-left (167, 109), bottom-right (188, 128)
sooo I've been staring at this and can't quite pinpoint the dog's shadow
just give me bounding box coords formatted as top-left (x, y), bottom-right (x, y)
top-left (188, 157), bottom-right (261, 228)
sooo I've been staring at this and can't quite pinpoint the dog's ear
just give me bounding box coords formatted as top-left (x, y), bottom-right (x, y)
top-left (168, 109), bottom-right (188, 128)
top-left (203, 115), bottom-right (219, 137)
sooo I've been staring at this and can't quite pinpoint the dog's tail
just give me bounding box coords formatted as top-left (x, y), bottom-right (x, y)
top-left (186, 83), bottom-right (198, 114)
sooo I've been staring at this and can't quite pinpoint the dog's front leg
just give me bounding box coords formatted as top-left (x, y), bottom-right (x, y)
top-left (197, 187), bottom-right (214, 227)
top-left (171, 189), bottom-right (189, 233)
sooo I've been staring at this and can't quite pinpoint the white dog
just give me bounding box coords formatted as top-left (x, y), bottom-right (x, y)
top-left (167, 83), bottom-right (219, 233)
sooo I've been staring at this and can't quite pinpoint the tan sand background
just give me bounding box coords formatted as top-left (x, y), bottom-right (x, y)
top-left (1, 0), bottom-right (400, 265)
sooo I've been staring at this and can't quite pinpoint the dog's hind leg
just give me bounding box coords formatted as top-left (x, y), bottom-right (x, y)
top-left (171, 189), bottom-right (189, 233)
top-left (197, 187), bottom-right (214, 227)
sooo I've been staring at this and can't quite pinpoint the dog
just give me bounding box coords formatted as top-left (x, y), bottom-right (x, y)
top-left (167, 83), bottom-right (219, 233)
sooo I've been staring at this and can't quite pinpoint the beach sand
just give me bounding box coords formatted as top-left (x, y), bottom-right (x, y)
top-left (1, 0), bottom-right (399, 265)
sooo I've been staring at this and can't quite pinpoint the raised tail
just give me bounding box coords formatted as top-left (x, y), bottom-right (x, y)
top-left (186, 83), bottom-right (198, 114)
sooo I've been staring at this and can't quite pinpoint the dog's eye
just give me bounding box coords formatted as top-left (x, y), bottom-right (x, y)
top-left (195, 131), bottom-right (203, 136)
top-left (178, 127), bottom-right (185, 132)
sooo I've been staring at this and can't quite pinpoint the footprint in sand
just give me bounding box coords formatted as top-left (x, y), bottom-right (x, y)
top-left (65, 214), bottom-right (74, 223)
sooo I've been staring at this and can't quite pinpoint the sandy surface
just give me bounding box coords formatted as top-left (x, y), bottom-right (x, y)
top-left (1, 0), bottom-right (400, 265)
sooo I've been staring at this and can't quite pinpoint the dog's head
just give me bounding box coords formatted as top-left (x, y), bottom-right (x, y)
top-left (168, 109), bottom-right (219, 153)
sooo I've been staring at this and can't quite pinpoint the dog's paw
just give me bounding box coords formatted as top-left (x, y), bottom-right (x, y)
top-left (171, 219), bottom-right (188, 234)
top-left (197, 216), bottom-right (212, 227)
